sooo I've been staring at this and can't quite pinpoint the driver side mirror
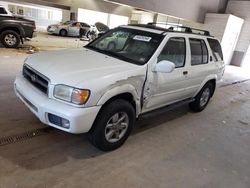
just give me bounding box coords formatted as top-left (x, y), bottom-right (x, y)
top-left (154, 60), bottom-right (175, 73)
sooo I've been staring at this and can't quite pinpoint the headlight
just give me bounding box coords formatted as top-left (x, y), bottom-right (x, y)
top-left (49, 27), bottom-right (56, 31)
top-left (54, 85), bottom-right (90, 105)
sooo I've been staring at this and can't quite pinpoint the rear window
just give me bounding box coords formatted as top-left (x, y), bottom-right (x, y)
top-left (207, 38), bottom-right (223, 61)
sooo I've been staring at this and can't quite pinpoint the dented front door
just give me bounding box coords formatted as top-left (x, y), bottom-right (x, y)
top-left (141, 35), bottom-right (192, 113)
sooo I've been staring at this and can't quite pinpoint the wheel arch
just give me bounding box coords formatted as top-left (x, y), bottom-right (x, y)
top-left (97, 85), bottom-right (141, 117)
top-left (208, 79), bottom-right (216, 97)
top-left (0, 26), bottom-right (23, 36)
top-left (59, 29), bottom-right (68, 36)
top-left (195, 76), bottom-right (217, 98)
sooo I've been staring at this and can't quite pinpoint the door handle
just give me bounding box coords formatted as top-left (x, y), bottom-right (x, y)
top-left (183, 71), bottom-right (188, 75)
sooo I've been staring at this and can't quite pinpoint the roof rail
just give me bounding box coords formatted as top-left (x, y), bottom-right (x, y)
top-left (147, 22), bottom-right (211, 36)
top-left (128, 23), bottom-right (212, 37)
top-left (128, 23), bottom-right (169, 32)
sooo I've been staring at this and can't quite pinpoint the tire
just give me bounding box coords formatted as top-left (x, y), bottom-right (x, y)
top-left (88, 99), bottom-right (135, 151)
top-left (0, 30), bottom-right (20, 48)
top-left (107, 42), bottom-right (116, 51)
top-left (189, 82), bottom-right (213, 112)
top-left (59, 29), bottom-right (67, 37)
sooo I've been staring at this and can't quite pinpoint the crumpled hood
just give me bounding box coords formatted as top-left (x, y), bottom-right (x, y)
top-left (25, 48), bottom-right (141, 87)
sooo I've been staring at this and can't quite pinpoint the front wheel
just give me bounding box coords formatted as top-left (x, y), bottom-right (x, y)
top-left (88, 99), bottom-right (135, 151)
top-left (0, 30), bottom-right (20, 48)
top-left (59, 29), bottom-right (67, 37)
top-left (189, 82), bottom-right (213, 112)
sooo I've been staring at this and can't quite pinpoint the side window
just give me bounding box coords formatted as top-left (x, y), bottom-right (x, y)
top-left (0, 7), bottom-right (7, 14)
top-left (207, 38), bottom-right (223, 61)
top-left (201, 40), bottom-right (208, 64)
top-left (189, 38), bottom-right (208, 65)
top-left (158, 37), bottom-right (186, 68)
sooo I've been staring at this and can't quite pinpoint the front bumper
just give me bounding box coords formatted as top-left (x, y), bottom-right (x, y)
top-left (47, 27), bottom-right (59, 35)
top-left (14, 73), bottom-right (101, 134)
top-left (47, 29), bottom-right (55, 33)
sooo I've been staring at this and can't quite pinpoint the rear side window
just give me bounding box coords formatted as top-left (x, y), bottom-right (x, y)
top-left (158, 37), bottom-right (186, 68)
top-left (189, 38), bottom-right (208, 65)
top-left (207, 38), bottom-right (223, 61)
top-left (0, 7), bottom-right (7, 14)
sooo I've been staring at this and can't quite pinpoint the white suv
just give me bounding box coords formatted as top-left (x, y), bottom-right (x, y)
top-left (14, 23), bottom-right (225, 151)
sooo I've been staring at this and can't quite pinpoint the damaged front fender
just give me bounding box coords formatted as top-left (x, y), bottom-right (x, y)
top-left (97, 75), bottom-right (146, 117)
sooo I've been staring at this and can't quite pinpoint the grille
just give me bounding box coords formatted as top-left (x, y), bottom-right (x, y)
top-left (23, 64), bottom-right (49, 94)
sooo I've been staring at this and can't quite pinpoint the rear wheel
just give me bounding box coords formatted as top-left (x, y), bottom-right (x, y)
top-left (88, 99), bottom-right (135, 151)
top-left (0, 30), bottom-right (20, 48)
top-left (189, 82), bottom-right (213, 112)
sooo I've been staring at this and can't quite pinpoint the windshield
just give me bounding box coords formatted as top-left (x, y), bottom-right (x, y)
top-left (86, 27), bottom-right (164, 65)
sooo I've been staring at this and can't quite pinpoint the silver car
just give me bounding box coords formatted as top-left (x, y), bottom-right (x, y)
top-left (47, 21), bottom-right (91, 37)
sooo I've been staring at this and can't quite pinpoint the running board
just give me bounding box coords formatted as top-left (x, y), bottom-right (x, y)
top-left (139, 98), bottom-right (195, 120)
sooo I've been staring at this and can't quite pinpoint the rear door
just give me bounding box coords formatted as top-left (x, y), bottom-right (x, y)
top-left (183, 38), bottom-right (218, 97)
top-left (186, 38), bottom-right (209, 95)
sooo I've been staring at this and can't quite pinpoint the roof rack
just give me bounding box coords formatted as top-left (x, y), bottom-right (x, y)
top-left (129, 22), bottom-right (212, 37)
top-left (128, 23), bottom-right (169, 32)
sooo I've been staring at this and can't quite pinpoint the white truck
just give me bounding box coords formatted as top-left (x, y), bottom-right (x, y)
top-left (15, 23), bottom-right (225, 151)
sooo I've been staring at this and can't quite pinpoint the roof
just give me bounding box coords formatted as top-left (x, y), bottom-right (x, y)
top-left (122, 23), bottom-right (214, 37)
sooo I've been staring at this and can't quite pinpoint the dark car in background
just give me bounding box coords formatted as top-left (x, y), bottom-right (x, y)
top-left (0, 5), bottom-right (36, 48)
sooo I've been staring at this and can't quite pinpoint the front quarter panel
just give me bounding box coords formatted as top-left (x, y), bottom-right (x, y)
top-left (83, 68), bottom-right (147, 116)
top-left (97, 75), bottom-right (145, 116)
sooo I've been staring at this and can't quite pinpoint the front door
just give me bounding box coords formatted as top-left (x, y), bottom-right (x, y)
top-left (142, 36), bottom-right (192, 112)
